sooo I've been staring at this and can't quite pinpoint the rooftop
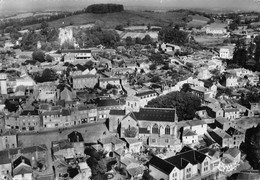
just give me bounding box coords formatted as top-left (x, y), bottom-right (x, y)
top-left (130, 107), bottom-right (176, 122)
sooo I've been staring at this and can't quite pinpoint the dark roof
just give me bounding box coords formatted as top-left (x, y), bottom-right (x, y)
top-left (224, 147), bottom-right (240, 158)
top-left (61, 49), bottom-right (91, 54)
top-left (149, 155), bottom-right (175, 174)
top-left (62, 109), bottom-right (71, 116)
top-left (68, 131), bottom-right (84, 142)
top-left (52, 139), bottom-right (73, 152)
top-left (20, 110), bottom-right (39, 116)
top-left (13, 156), bottom-right (31, 169)
top-left (135, 90), bottom-right (157, 97)
top-left (226, 127), bottom-right (243, 136)
top-left (0, 150), bottom-right (11, 165)
top-left (97, 98), bottom-right (120, 107)
top-left (130, 108), bottom-right (176, 122)
top-left (109, 109), bottom-right (125, 116)
top-left (165, 148), bottom-right (207, 169)
top-left (75, 64), bottom-right (88, 71)
top-left (139, 128), bottom-right (150, 134)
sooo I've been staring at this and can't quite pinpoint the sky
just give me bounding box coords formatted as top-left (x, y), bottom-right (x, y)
top-left (0, 0), bottom-right (259, 16)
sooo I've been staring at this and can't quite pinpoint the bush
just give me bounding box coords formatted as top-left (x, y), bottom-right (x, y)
top-left (85, 4), bottom-right (124, 14)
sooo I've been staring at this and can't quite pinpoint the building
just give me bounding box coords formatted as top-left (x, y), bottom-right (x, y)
top-left (0, 74), bottom-right (7, 95)
top-left (223, 147), bottom-right (241, 164)
top-left (125, 96), bottom-right (141, 113)
top-left (183, 120), bottom-right (208, 136)
top-left (135, 90), bottom-right (158, 108)
top-left (205, 23), bottom-right (228, 35)
top-left (62, 49), bottom-right (92, 63)
top-left (18, 110), bottom-right (41, 132)
top-left (59, 27), bottom-right (74, 45)
top-left (226, 75), bottom-right (238, 88)
top-left (190, 86), bottom-right (214, 100)
top-left (226, 127), bottom-right (245, 148)
top-left (0, 150), bottom-right (12, 180)
top-left (42, 109), bottom-right (71, 128)
top-left (99, 77), bottom-right (121, 89)
top-left (52, 139), bottom-right (75, 160)
top-left (149, 146), bottom-right (212, 180)
top-left (97, 136), bottom-right (126, 157)
top-left (72, 74), bottom-right (98, 89)
top-left (160, 43), bottom-right (181, 53)
top-left (207, 128), bottom-right (233, 148)
top-left (108, 109), bottom-right (126, 133)
top-left (224, 108), bottom-right (240, 120)
top-left (0, 130), bottom-right (17, 150)
top-left (37, 82), bottom-right (57, 102)
top-left (219, 45), bottom-right (235, 59)
top-left (121, 138), bottom-right (143, 154)
top-left (71, 105), bottom-right (97, 125)
top-left (182, 129), bottom-right (199, 145)
top-left (97, 98), bottom-right (124, 120)
top-left (12, 156), bottom-right (33, 180)
top-left (120, 107), bottom-right (178, 146)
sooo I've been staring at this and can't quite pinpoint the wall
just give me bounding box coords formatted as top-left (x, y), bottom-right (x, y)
top-left (149, 165), bottom-right (169, 180)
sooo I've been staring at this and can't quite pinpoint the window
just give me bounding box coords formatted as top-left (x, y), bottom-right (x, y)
top-left (152, 139), bottom-right (156, 143)
top-left (165, 139), bottom-right (169, 143)
top-left (152, 124), bottom-right (159, 134)
top-left (165, 125), bottom-right (170, 134)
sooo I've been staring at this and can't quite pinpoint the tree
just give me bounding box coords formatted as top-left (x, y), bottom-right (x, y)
top-left (135, 37), bottom-right (142, 44)
top-left (149, 63), bottom-right (156, 70)
top-left (181, 83), bottom-right (191, 93)
top-left (32, 50), bottom-right (45, 62)
top-left (150, 76), bottom-right (160, 83)
top-left (142, 35), bottom-right (153, 45)
top-left (35, 69), bottom-right (57, 82)
top-left (158, 27), bottom-right (188, 45)
top-left (125, 36), bottom-right (134, 46)
top-left (115, 24), bottom-right (124, 31)
top-left (124, 127), bottom-right (137, 137)
top-left (147, 23), bottom-right (151, 31)
top-left (146, 91), bottom-right (201, 121)
top-left (45, 54), bottom-right (54, 62)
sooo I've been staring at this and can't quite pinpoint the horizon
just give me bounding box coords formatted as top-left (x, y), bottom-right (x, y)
top-left (0, 0), bottom-right (260, 17)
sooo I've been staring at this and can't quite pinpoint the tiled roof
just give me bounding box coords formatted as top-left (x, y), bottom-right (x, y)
top-left (97, 98), bottom-right (120, 107)
top-left (42, 110), bottom-right (61, 116)
top-left (13, 156), bottom-right (31, 169)
top-left (224, 108), bottom-right (239, 113)
top-left (62, 109), bottom-right (71, 116)
top-left (224, 147), bottom-right (240, 158)
top-left (130, 107), bottom-right (176, 122)
top-left (61, 49), bottom-right (91, 54)
top-left (0, 150), bottom-right (11, 165)
top-left (99, 77), bottom-right (120, 82)
top-left (52, 139), bottom-right (73, 152)
top-left (149, 155), bottom-right (175, 175)
top-left (165, 147), bottom-right (206, 169)
top-left (98, 136), bottom-right (125, 145)
top-left (187, 119), bottom-right (207, 126)
top-left (226, 127), bottom-right (243, 136)
top-left (20, 110), bottom-right (39, 116)
top-left (183, 129), bottom-right (197, 136)
top-left (13, 165), bottom-right (32, 176)
top-left (135, 90), bottom-right (157, 97)
top-left (109, 109), bottom-right (125, 116)
top-left (72, 74), bottom-right (97, 79)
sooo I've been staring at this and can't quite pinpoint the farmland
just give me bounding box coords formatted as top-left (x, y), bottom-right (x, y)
top-left (22, 10), bottom-right (189, 30)
top-left (187, 15), bottom-right (209, 28)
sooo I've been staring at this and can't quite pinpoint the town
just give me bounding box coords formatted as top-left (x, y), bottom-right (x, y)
top-left (1, 2), bottom-right (260, 180)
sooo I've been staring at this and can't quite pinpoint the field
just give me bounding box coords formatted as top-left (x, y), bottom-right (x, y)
top-left (22, 10), bottom-right (189, 30)
top-left (194, 35), bottom-right (226, 47)
top-left (187, 15), bottom-right (209, 28)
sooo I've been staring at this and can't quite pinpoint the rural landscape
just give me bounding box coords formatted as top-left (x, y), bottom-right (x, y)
top-left (1, 0), bottom-right (260, 180)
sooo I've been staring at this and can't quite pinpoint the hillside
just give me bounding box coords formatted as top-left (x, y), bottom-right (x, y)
top-left (23, 10), bottom-right (189, 30)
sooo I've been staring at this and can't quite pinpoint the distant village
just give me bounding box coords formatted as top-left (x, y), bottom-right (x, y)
top-left (1, 4), bottom-right (260, 180)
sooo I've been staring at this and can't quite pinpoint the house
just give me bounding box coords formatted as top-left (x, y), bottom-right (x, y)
top-left (62, 49), bottom-right (92, 63)
top-left (182, 129), bottom-right (199, 145)
top-left (76, 162), bottom-right (92, 180)
top-left (160, 43), bottom-right (181, 53)
top-left (224, 108), bottom-right (240, 120)
top-left (190, 86), bottom-right (214, 100)
top-left (71, 105), bottom-right (97, 125)
top-left (97, 136), bottom-right (126, 157)
top-left (0, 130), bottom-right (17, 150)
top-left (72, 74), bottom-right (98, 89)
top-left (0, 150), bottom-right (12, 180)
top-left (226, 127), bottom-right (245, 148)
top-left (14, 86), bottom-right (26, 96)
top-left (135, 90), bottom-right (158, 108)
top-left (249, 102), bottom-right (260, 116)
top-left (97, 98), bottom-right (124, 120)
top-left (12, 156), bottom-right (33, 180)
top-left (108, 109), bottom-right (126, 133)
top-left (207, 128), bottom-right (233, 148)
top-left (18, 110), bottom-right (41, 131)
top-left (42, 108), bottom-right (71, 128)
top-left (204, 103), bottom-right (224, 118)
top-left (52, 139), bottom-right (75, 160)
top-left (223, 147), bottom-right (241, 164)
top-left (99, 77), bottom-right (121, 89)
top-left (219, 45), bottom-right (235, 59)
top-left (183, 119), bottom-right (208, 136)
top-left (121, 138), bottom-right (143, 154)
top-left (226, 74), bottom-right (238, 88)
top-left (149, 146), bottom-right (212, 180)
top-left (214, 117), bottom-right (231, 131)
top-left (37, 82), bottom-right (57, 102)
top-left (125, 96), bottom-right (140, 113)
top-left (198, 148), bottom-right (221, 173)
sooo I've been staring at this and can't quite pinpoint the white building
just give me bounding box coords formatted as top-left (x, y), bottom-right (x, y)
top-left (219, 45), bottom-right (235, 59)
